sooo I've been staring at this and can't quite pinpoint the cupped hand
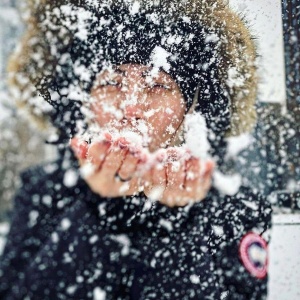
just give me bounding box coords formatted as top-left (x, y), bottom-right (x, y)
top-left (143, 148), bottom-right (214, 207)
top-left (70, 136), bottom-right (214, 206)
top-left (70, 135), bottom-right (146, 197)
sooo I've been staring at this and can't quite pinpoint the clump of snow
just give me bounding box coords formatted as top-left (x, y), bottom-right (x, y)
top-left (93, 287), bottom-right (106, 300)
top-left (184, 112), bottom-right (210, 159)
top-left (84, 119), bottom-right (150, 149)
top-left (66, 285), bottom-right (77, 295)
top-left (226, 67), bottom-right (246, 88)
top-left (150, 258), bottom-right (156, 268)
top-left (80, 162), bottom-right (96, 179)
top-left (42, 195), bottom-right (52, 207)
top-left (213, 170), bottom-right (241, 196)
top-left (63, 169), bottom-right (79, 187)
top-left (226, 133), bottom-right (254, 159)
top-left (190, 274), bottom-right (200, 284)
top-left (241, 200), bottom-right (258, 210)
top-left (51, 232), bottom-right (59, 243)
top-left (74, 8), bottom-right (93, 41)
top-left (166, 34), bottom-right (182, 45)
top-left (111, 234), bottom-right (131, 256)
top-left (0, 222), bottom-right (9, 255)
top-left (166, 124), bottom-right (176, 134)
top-left (76, 276), bottom-right (84, 283)
top-left (28, 210), bottom-right (39, 227)
top-left (221, 291), bottom-right (230, 300)
top-left (0, 223), bottom-right (9, 236)
top-left (147, 186), bottom-right (164, 201)
top-left (159, 219), bottom-right (173, 231)
top-left (43, 163), bottom-right (58, 174)
top-left (119, 182), bottom-right (130, 193)
top-left (61, 218), bottom-right (71, 230)
top-left (130, 1), bottom-right (140, 15)
top-left (212, 225), bottom-right (224, 236)
top-left (182, 16), bottom-right (191, 23)
top-left (119, 128), bottom-right (147, 147)
top-left (205, 33), bottom-right (219, 43)
top-left (89, 235), bottom-right (99, 244)
top-left (142, 198), bottom-right (154, 211)
top-left (150, 46), bottom-right (171, 73)
top-left (98, 203), bottom-right (107, 216)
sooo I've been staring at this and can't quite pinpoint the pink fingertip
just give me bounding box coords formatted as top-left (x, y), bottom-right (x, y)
top-left (70, 138), bottom-right (88, 159)
top-left (118, 137), bottom-right (130, 149)
top-left (203, 160), bottom-right (215, 177)
top-left (103, 132), bottom-right (112, 142)
top-left (155, 149), bottom-right (167, 163)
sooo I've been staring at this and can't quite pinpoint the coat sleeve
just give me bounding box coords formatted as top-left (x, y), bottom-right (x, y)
top-left (208, 187), bottom-right (272, 300)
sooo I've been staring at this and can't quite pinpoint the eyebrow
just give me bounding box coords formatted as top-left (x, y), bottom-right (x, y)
top-left (114, 68), bottom-right (127, 77)
top-left (141, 68), bottom-right (170, 82)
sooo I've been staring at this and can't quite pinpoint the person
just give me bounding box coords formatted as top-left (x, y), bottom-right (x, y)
top-left (0, 0), bottom-right (272, 299)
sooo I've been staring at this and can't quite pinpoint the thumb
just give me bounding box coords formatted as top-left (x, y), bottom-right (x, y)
top-left (70, 137), bottom-right (89, 163)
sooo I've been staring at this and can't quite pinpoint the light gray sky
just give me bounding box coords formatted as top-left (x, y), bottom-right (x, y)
top-left (229, 0), bottom-right (286, 105)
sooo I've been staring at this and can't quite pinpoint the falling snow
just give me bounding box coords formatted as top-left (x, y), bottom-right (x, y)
top-left (0, 0), bottom-right (298, 299)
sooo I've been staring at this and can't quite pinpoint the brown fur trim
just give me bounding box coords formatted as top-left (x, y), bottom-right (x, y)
top-left (7, 0), bottom-right (258, 136)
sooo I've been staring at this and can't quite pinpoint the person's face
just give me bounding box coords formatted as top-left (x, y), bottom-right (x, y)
top-left (90, 64), bottom-right (186, 152)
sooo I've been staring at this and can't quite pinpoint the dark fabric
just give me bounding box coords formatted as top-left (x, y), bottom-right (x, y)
top-left (0, 148), bottom-right (272, 299)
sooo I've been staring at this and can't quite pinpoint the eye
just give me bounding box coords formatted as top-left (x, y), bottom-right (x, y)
top-left (149, 83), bottom-right (172, 91)
top-left (103, 80), bottom-right (122, 87)
top-left (96, 80), bottom-right (122, 91)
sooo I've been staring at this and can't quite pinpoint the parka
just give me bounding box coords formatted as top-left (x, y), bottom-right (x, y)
top-left (1, 0), bottom-right (272, 299)
top-left (0, 148), bottom-right (272, 299)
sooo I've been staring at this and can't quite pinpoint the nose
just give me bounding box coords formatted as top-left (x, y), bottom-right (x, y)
top-left (121, 82), bottom-right (147, 119)
top-left (123, 105), bottom-right (144, 119)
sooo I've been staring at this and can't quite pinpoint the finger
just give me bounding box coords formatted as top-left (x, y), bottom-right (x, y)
top-left (87, 140), bottom-right (111, 171)
top-left (70, 137), bottom-right (89, 164)
top-left (159, 197), bottom-right (191, 208)
top-left (115, 137), bottom-right (142, 180)
top-left (165, 159), bottom-right (185, 189)
top-left (101, 146), bottom-right (127, 178)
top-left (182, 157), bottom-right (200, 198)
top-left (118, 151), bottom-right (139, 181)
top-left (203, 160), bottom-right (215, 177)
top-left (200, 160), bottom-right (215, 193)
top-left (159, 160), bottom-right (185, 207)
top-left (143, 162), bottom-right (167, 200)
top-left (151, 162), bottom-right (167, 187)
top-left (185, 158), bottom-right (213, 201)
top-left (126, 177), bottom-right (142, 195)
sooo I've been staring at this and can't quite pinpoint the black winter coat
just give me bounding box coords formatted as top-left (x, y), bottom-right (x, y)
top-left (0, 148), bottom-right (272, 300)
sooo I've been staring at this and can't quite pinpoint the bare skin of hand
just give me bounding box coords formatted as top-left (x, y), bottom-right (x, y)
top-left (70, 136), bottom-right (145, 197)
top-left (70, 137), bottom-right (214, 207)
top-left (143, 148), bottom-right (214, 207)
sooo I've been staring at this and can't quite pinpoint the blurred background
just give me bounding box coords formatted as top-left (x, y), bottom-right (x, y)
top-left (0, 0), bottom-right (299, 299)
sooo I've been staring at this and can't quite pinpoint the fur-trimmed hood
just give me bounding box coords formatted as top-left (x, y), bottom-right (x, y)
top-left (8, 0), bottom-right (258, 137)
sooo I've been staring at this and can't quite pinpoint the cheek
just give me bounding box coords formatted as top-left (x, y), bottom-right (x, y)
top-left (92, 105), bottom-right (111, 126)
top-left (160, 111), bottom-right (182, 134)
top-left (154, 111), bottom-right (176, 128)
top-left (147, 98), bottom-right (185, 141)
top-left (90, 92), bottom-right (123, 126)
